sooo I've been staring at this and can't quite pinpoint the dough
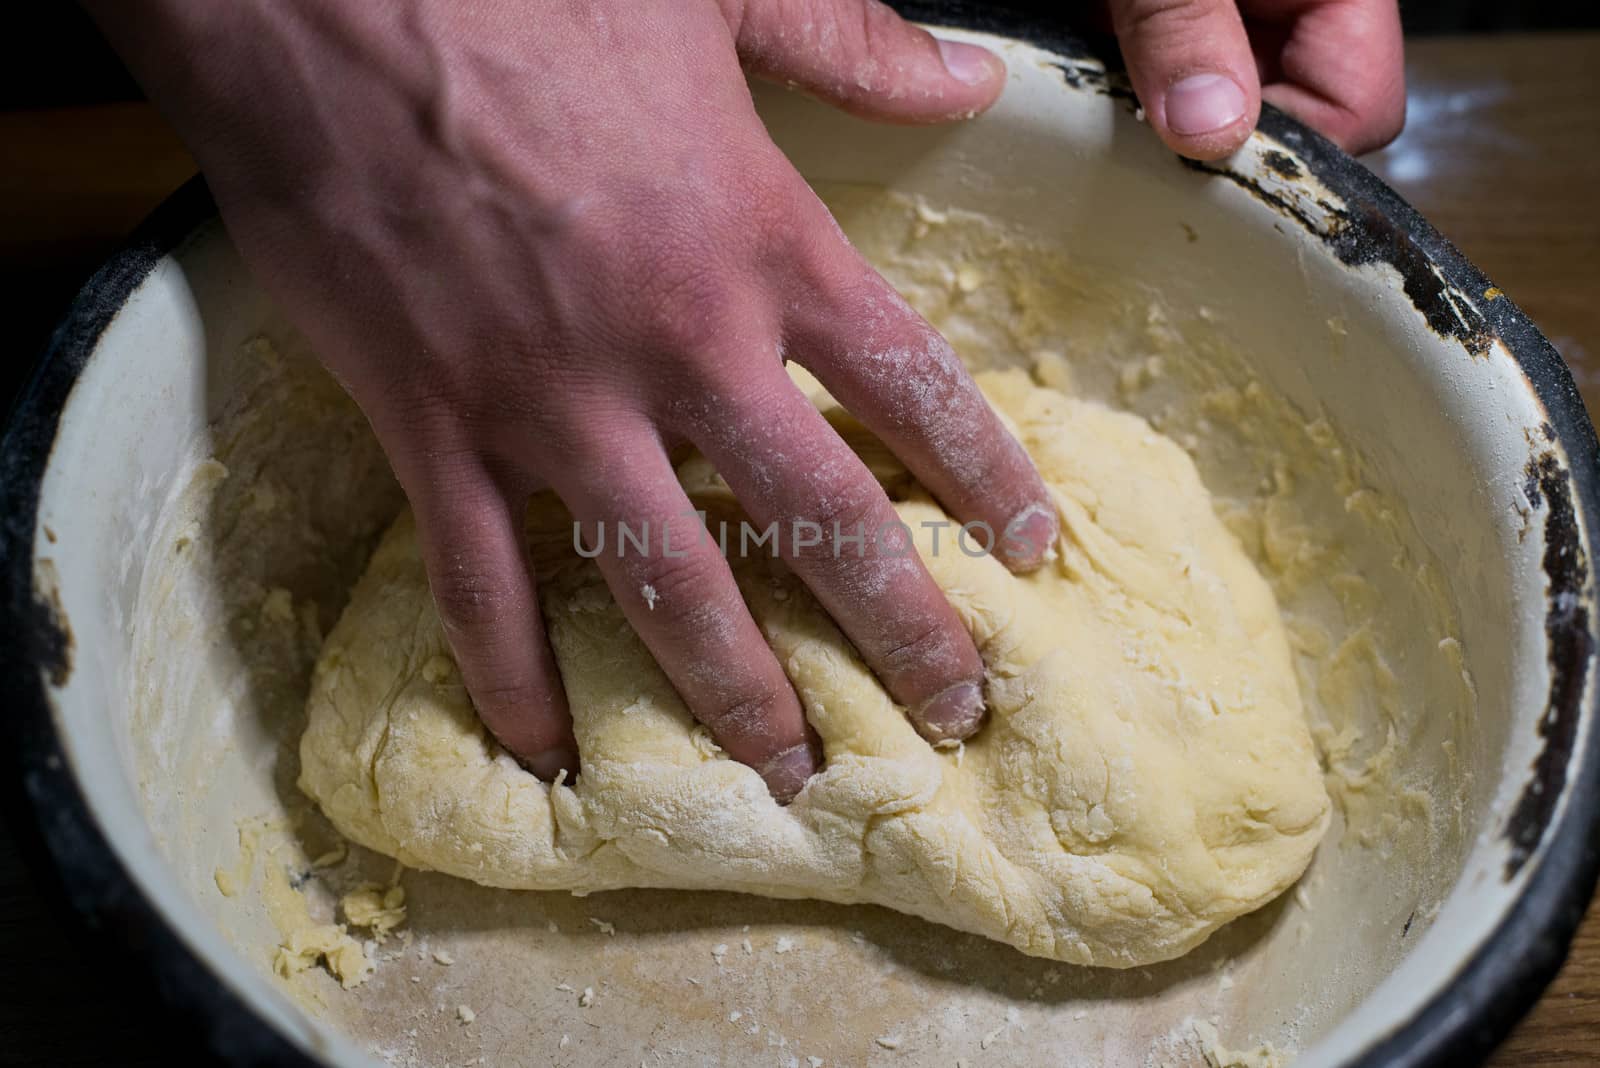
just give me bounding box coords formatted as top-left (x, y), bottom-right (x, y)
top-left (299, 367), bottom-right (1329, 967)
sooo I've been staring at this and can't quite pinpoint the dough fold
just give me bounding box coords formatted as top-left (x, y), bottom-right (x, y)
top-left (299, 369), bottom-right (1329, 967)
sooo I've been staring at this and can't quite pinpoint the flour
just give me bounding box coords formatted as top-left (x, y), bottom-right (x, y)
top-left (299, 370), bottom-right (1328, 968)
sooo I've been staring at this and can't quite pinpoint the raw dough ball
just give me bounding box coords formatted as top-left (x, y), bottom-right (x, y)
top-left (299, 369), bottom-right (1328, 967)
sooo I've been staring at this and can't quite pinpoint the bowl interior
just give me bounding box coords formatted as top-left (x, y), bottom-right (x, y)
top-left (29, 29), bottom-right (1575, 1068)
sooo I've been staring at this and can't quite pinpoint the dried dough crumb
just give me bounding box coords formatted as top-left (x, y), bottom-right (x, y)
top-left (340, 884), bottom-right (406, 942)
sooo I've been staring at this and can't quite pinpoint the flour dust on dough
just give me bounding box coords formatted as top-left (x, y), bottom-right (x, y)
top-left (299, 367), bottom-right (1329, 968)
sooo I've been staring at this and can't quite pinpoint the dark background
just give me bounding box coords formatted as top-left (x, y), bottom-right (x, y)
top-left (3, 1), bottom-right (1600, 109)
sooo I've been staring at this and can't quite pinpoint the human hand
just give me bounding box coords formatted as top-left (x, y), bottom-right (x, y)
top-left (1104, 0), bottom-right (1406, 159)
top-left (88, 0), bottom-right (1058, 801)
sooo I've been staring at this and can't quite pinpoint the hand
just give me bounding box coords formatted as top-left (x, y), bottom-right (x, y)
top-left (1104, 0), bottom-right (1406, 159)
top-left (88, 0), bottom-right (1059, 801)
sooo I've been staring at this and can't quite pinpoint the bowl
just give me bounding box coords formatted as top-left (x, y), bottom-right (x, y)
top-left (3, 11), bottom-right (1598, 1067)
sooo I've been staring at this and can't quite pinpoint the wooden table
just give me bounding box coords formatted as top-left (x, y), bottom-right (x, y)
top-left (2, 32), bottom-right (1597, 1068)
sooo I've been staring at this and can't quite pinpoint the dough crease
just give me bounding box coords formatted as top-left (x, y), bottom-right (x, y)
top-left (299, 369), bottom-right (1329, 967)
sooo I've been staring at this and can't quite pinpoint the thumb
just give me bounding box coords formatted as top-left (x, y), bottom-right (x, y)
top-left (1108, 0), bottom-right (1263, 159)
top-left (728, 0), bottom-right (1005, 123)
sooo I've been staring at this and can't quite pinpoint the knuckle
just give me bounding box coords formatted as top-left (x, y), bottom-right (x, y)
top-left (638, 264), bottom-right (738, 356)
top-left (837, 318), bottom-right (969, 421)
top-left (723, 153), bottom-right (804, 229)
top-left (469, 679), bottom-right (571, 757)
top-left (709, 151), bottom-right (818, 272)
top-left (470, 679), bottom-right (543, 718)
top-left (812, 485), bottom-right (881, 533)
top-left (874, 615), bottom-right (962, 676)
top-left (745, 0), bottom-right (894, 101)
top-left (947, 442), bottom-right (1010, 506)
top-left (843, 0), bottom-right (904, 95)
top-left (788, 226), bottom-right (864, 306)
top-left (366, 356), bottom-right (563, 464)
top-left (703, 686), bottom-right (789, 742)
top-left (796, 479), bottom-right (885, 558)
top-left (390, 442), bottom-right (472, 504)
top-left (368, 385), bottom-right (466, 463)
top-left (964, 433), bottom-right (1037, 507)
top-left (630, 546), bottom-right (723, 613)
top-left (599, 161), bottom-right (808, 386)
top-left (627, 175), bottom-right (797, 340)
top-left (540, 401), bottom-right (657, 475)
top-left (429, 561), bottom-right (520, 632)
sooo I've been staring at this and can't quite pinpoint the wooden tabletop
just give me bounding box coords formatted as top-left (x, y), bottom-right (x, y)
top-left (2, 31), bottom-right (1597, 1068)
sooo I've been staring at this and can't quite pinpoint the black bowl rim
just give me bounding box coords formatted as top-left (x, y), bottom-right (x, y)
top-left (2, 9), bottom-right (1598, 1067)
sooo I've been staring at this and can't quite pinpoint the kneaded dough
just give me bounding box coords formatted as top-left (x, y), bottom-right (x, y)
top-left (299, 368), bottom-right (1329, 967)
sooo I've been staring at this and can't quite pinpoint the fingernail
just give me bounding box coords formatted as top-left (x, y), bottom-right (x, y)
top-left (529, 747), bottom-right (579, 782)
top-left (916, 681), bottom-right (986, 744)
top-left (761, 742), bottom-right (820, 804)
top-left (938, 38), bottom-right (998, 87)
top-left (1000, 503), bottom-right (1059, 572)
top-left (1164, 73), bottom-right (1248, 136)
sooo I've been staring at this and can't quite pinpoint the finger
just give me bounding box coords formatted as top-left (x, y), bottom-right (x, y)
top-left (550, 433), bottom-right (820, 802)
top-left (685, 372), bottom-right (988, 745)
top-left (1243, 0), bottom-right (1406, 154)
top-left (405, 461), bottom-right (578, 781)
top-left (786, 264), bottom-right (1058, 572)
top-left (728, 0), bottom-right (1006, 124)
top-left (1108, 0), bottom-right (1263, 159)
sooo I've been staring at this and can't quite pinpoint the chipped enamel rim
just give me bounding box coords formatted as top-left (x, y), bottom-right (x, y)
top-left (2, 9), bottom-right (1597, 1066)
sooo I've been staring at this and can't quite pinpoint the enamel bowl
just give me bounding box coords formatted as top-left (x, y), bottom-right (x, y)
top-left (3, 12), bottom-right (1597, 1068)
